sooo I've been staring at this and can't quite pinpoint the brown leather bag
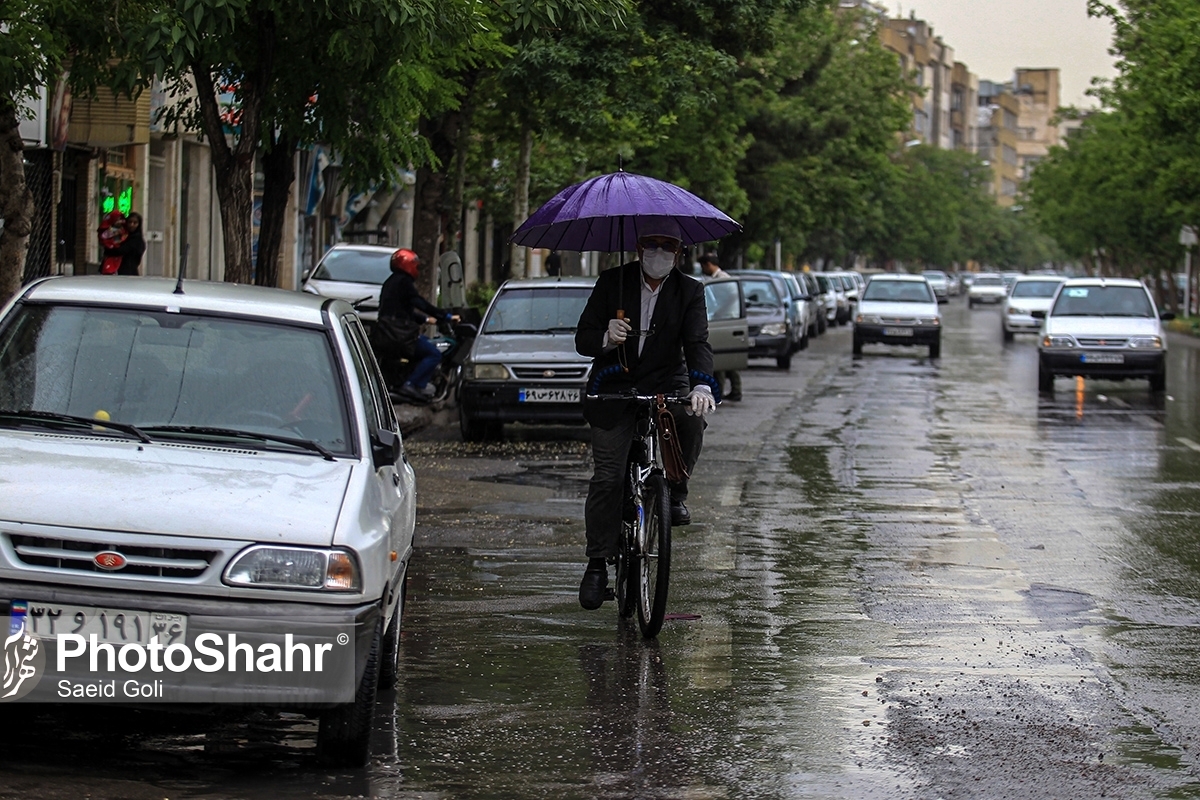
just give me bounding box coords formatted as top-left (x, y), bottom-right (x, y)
top-left (655, 395), bottom-right (690, 484)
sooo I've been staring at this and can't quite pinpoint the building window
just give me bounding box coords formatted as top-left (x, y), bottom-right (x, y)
top-left (951, 89), bottom-right (963, 111)
top-left (1003, 144), bottom-right (1018, 166)
top-left (1001, 178), bottom-right (1018, 196)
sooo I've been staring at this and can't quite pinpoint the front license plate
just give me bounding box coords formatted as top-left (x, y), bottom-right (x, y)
top-left (883, 327), bottom-right (914, 337)
top-left (14, 600), bottom-right (188, 646)
top-left (1082, 352), bottom-right (1124, 364)
top-left (519, 387), bottom-right (580, 403)
top-left (747, 337), bottom-right (756, 347)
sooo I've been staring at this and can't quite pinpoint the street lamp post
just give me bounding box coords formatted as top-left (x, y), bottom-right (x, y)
top-left (1181, 224), bottom-right (1197, 317)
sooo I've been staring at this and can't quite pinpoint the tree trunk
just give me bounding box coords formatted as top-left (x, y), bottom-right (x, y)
top-left (0, 102), bottom-right (33, 306)
top-left (412, 110), bottom-right (461, 299)
top-left (255, 130), bottom-right (297, 288)
top-left (189, 13), bottom-right (272, 285)
top-left (509, 124), bottom-right (533, 278)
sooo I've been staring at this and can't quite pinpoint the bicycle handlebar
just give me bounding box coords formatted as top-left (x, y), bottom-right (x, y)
top-left (587, 364), bottom-right (722, 403)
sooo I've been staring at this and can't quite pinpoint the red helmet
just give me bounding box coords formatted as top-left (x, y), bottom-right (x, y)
top-left (390, 248), bottom-right (420, 278)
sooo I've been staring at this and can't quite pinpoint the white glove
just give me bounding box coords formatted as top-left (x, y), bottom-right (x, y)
top-left (606, 317), bottom-right (632, 347)
top-left (686, 385), bottom-right (716, 417)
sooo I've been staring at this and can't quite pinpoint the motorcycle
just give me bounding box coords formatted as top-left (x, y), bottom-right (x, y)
top-left (373, 315), bottom-right (477, 406)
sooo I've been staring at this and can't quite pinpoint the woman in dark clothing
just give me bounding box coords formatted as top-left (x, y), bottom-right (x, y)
top-left (376, 248), bottom-right (458, 404)
top-left (105, 211), bottom-right (146, 275)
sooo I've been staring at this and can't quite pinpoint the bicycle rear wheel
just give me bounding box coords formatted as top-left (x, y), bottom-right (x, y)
top-left (636, 472), bottom-right (672, 638)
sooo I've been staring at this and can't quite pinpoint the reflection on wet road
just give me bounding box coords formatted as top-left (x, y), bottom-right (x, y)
top-left (3, 298), bottom-right (1200, 799)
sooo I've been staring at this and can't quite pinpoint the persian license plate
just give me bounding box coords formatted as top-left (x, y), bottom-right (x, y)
top-left (1082, 352), bottom-right (1124, 364)
top-left (14, 600), bottom-right (188, 646)
top-left (519, 387), bottom-right (580, 403)
top-left (747, 337), bottom-right (756, 347)
top-left (883, 327), bottom-right (914, 337)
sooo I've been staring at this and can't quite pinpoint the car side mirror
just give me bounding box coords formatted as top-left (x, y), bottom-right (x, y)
top-left (1030, 310), bottom-right (1046, 320)
top-left (371, 428), bottom-right (401, 470)
top-left (1160, 311), bottom-right (1176, 321)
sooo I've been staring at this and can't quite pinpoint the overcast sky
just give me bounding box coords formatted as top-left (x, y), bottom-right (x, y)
top-left (898, 0), bottom-right (1118, 108)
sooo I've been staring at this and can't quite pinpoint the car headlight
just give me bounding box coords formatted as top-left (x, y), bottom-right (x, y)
top-left (759, 323), bottom-right (787, 337)
top-left (856, 315), bottom-right (882, 325)
top-left (224, 546), bottom-right (361, 591)
top-left (1006, 306), bottom-right (1024, 315)
top-left (1127, 336), bottom-right (1163, 349)
top-left (469, 363), bottom-right (509, 380)
top-left (916, 317), bottom-right (940, 326)
top-left (1042, 335), bottom-right (1076, 348)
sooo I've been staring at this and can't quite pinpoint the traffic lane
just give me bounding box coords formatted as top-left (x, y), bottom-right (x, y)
top-left (849, 297), bottom-right (1200, 795)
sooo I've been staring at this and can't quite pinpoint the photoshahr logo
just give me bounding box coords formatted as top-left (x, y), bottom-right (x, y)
top-left (3, 606), bottom-right (46, 701)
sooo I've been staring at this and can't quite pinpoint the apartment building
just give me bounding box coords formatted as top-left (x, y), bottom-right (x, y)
top-left (976, 81), bottom-right (1022, 206)
top-left (1012, 68), bottom-right (1063, 180)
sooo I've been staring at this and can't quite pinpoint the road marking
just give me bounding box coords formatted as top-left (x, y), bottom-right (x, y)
top-left (719, 483), bottom-right (741, 507)
top-left (1178, 437), bottom-right (1200, 452)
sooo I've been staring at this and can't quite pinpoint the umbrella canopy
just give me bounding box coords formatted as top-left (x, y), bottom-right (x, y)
top-left (510, 171), bottom-right (740, 252)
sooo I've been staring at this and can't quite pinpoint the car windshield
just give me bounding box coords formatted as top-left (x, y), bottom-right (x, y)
top-left (1051, 285), bottom-right (1155, 317)
top-left (974, 276), bottom-right (1004, 286)
top-left (923, 271), bottom-right (947, 281)
top-left (0, 304), bottom-right (352, 453)
top-left (862, 280), bottom-right (934, 303)
top-left (1011, 280), bottom-right (1063, 299)
top-left (740, 280), bottom-right (781, 307)
top-left (310, 249), bottom-right (393, 285)
top-left (483, 286), bottom-right (592, 334)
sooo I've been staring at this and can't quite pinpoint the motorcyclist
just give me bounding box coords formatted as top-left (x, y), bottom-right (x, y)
top-left (377, 248), bottom-right (459, 404)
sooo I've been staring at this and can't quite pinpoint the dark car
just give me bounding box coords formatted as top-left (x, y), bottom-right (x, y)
top-left (734, 270), bottom-right (811, 352)
top-left (733, 275), bottom-right (794, 369)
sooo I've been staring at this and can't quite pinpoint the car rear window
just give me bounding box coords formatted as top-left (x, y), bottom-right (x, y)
top-left (483, 287), bottom-right (592, 334)
top-left (740, 280), bottom-right (781, 307)
top-left (1051, 286), bottom-right (1154, 318)
top-left (862, 281), bottom-right (934, 303)
top-left (311, 249), bottom-right (393, 285)
top-left (1011, 280), bottom-right (1063, 299)
top-left (0, 305), bottom-right (352, 453)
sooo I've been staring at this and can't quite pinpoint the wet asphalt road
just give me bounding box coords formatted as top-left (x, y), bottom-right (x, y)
top-left (3, 297), bottom-right (1200, 799)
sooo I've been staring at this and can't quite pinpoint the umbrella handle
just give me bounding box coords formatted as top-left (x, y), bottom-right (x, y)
top-left (617, 310), bottom-right (625, 320)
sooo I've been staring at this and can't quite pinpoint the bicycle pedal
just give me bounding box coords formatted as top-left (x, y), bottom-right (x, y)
top-left (603, 588), bottom-right (616, 601)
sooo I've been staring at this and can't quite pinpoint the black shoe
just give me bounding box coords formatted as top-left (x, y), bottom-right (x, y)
top-left (725, 392), bottom-right (742, 402)
top-left (394, 384), bottom-right (429, 405)
top-left (579, 566), bottom-right (608, 610)
top-left (670, 501), bottom-right (691, 527)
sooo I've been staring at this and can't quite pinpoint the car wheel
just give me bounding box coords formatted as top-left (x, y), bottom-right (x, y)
top-left (929, 338), bottom-right (940, 359)
top-left (817, 315), bottom-right (827, 334)
top-left (1149, 367), bottom-right (1166, 393)
top-left (379, 569), bottom-right (407, 688)
top-left (1038, 363), bottom-right (1055, 393)
top-left (1002, 325), bottom-right (1014, 342)
top-left (317, 618), bottom-right (382, 767)
top-left (969, 299), bottom-right (976, 309)
top-left (776, 352), bottom-right (792, 370)
top-left (460, 406), bottom-right (495, 442)
top-left (852, 333), bottom-right (863, 356)
top-left (799, 330), bottom-right (810, 351)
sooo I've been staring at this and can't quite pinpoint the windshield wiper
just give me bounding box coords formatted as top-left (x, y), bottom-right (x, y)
top-left (0, 410), bottom-right (152, 443)
top-left (140, 425), bottom-right (336, 461)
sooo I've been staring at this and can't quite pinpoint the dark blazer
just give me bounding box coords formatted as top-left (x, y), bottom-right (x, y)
top-left (576, 261), bottom-right (713, 428)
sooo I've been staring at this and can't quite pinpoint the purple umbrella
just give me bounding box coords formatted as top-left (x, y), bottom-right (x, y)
top-left (510, 171), bottom-right (740, 252)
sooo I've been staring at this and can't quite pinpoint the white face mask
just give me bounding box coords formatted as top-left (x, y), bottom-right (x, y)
top-left (641, 248), bottom-right (676, 279)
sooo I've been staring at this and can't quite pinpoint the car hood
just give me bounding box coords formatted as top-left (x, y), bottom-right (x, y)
top-left (970, 285), bottom-right (1007, 294)
top-left (858, 300), bottom-right (940, 318)
top-left (0, 432), bottom-right (352, 545)
top-left (1044, 317), bottom-right (1164, 338)
top-left (747, 307), bottom-right (786, 322)
top-left (470, 332), bottom-right (592, 365)
top-left (303, 279), bottom-right (382, 306)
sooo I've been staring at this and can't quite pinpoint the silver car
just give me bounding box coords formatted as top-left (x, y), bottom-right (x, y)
top-left (458, 277), bottom-right (596, 441)
top-left (1003, 276), bottom-right (1065, 341)
top-left (968, 273), bottom-right (1008, 308)
top-left (1036, 277), bottom-right (1172, 393)
top-left (301, 243), bottom-right (397, 329)
top-left (853, 274), bottom-right (942, 358)
top-left (0, 276), bottom-right (414, 766)
top-left (922, 270), bottom-right (950, 303)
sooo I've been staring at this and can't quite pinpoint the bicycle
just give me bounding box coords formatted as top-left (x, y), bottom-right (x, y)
top-left (587, 367), bottom-right (720, 638)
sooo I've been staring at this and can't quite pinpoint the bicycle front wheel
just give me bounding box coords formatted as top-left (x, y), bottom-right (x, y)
top-left (636, 472), bottom-right (672, 638)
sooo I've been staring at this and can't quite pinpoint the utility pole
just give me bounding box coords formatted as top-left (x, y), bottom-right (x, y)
top-left (1181, 225), bottom-right (1197, 317)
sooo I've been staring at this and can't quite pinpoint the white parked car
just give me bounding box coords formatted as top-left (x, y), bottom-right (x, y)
top-left (1003, 276), bottom-right (1065, 341)
top-left (968, 273), bottom-right (1008, 308)
top-left (301, 243), bottom-right (397, 330)
top-left (853, 274), bottom-right (942, 358)
top-left (1036, 277), bottom-right (1173, 393)
top-left (922, 270), bottom-right (950, 303)
top-left (0, 276), bottom-right (414, 766)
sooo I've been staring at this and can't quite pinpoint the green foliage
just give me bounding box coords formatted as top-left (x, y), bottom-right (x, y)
top-left (466, 281), bottom-right (498, 315)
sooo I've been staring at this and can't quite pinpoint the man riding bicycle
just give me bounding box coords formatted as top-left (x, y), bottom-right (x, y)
top-left (574, 217), bottom-right (716, 610)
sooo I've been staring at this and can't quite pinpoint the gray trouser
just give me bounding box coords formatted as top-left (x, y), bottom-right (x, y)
top-left (583, 408), bottom-right (704, 559)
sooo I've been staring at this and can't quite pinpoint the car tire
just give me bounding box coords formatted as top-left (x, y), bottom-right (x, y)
top-left (776, 352), bottom-right (792, 370)
top-left (852, 333), bottom-right (863, 356)
top-left (969, 299), bottom-right (976, 309)
top-left (929, 338), bottom-right (940, 359)
top-left (1150, 367), bottom-right (1166, 393)
top-left (460, 407), bottom-right (500, 443)
top-left (317, 618), bottom-right (382, 767)
top-left (799, 330), bottom-right (810, 351)
top-left (817, 315), bottom-right (827, 334)
top-left (1038, 363), bottom-right (1055, 393)
top-left (379, 570), bottom-right (407, 688)
top-left (1002, 326), bottom-right (1014, 342)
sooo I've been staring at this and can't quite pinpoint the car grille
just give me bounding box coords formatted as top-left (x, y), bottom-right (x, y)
top-left (7, 534), bottom-right (218, 579)
top-left (1076, 337), bottom-right (1129, 347)
top-left (880, 317), bottom-right (920, 325)
top-left (511, 366), bottom-right (588, 380)
top-left (747, 325), bottom-right (761, 336)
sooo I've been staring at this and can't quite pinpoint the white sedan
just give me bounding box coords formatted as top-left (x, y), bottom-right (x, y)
top-left (854, 274), bottom-right (942, 359)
